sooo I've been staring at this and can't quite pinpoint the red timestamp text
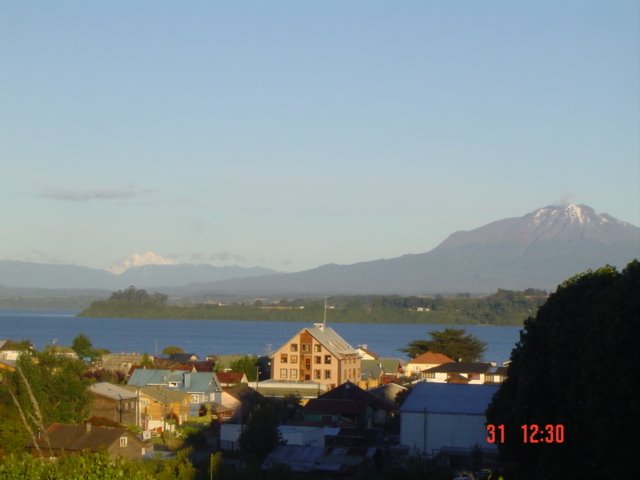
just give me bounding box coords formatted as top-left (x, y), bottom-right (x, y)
top-left (486, 424), bottom-right (565, 444)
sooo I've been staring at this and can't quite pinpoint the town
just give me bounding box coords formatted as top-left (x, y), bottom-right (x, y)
top-left (0, 320), bottom-right (507, 479)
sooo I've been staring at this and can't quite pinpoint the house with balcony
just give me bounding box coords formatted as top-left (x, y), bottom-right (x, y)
top-left (271, 323), bottom-right (360, 391)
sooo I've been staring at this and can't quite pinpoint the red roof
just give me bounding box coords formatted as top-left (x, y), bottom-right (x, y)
top-left (216, 371), bottom-right (245, 384)
top-left (408, 351), bottom-right (455, 365)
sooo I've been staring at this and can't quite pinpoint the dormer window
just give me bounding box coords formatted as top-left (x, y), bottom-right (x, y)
top-left (119, 437), bottom-right (127, 447)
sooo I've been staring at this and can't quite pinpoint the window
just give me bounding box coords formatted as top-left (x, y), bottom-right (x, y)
top-left (324, 370), bottom-right (331, 379)
top-left (290, 344), bottom-right (298, 352)
top-left (280, 368), bottom-right (288, 379)
top-left (314, 344), bottom-right (321, 353)
top-left (314, 356), bottom-right (321, 364)
top-left (470, 373), bottom-right (481, 380)
top-left (324, 355), bottom-right (331, 364)
top-left (290, 355), bottom-right (298, 363)
top-left (425, 372), bottom-right (435, 379)
top-left (280, 354), bottom-right (288, 363)
top-left (313, 370), bottom-right (321, 379)
top-left (119, 437), bottom-right (128, 447)
top-left (302, 344), bottom-right (311, 353)
top-left (290, 369), bottom-right (298, 379)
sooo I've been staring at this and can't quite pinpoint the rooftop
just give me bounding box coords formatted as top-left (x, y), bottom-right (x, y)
top-left (407, 351), bottom-right (455, 365)
top-left (399, 383), bottom-right (499, 415)
top-left (89, 382), bottom-right (138, 401)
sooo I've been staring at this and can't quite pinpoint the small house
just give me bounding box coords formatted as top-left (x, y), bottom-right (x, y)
top-left (88, 382), bottom-right (138, 426)
top-left (405, 351), bottom-right (454, 376)
top-left (30, 423), bottom-right (149, 460)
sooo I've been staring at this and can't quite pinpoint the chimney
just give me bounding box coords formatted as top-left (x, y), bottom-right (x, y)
top-left (85, 422), bottom-right (92, 433)
top-left (183, 372), bottom-right (191, 388)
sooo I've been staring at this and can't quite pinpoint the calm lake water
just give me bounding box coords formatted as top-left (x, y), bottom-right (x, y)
top-left (0, 309), bottom-right (522, 363)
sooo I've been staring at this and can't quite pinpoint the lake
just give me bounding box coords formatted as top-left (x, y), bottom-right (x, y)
top-left (0, 309), bottom-right (523, 363)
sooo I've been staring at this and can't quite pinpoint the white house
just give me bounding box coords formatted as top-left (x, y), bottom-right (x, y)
top-left (405, 351), bottom-right (454, 376)
top-left (399, 383), bottom-right (499, 457)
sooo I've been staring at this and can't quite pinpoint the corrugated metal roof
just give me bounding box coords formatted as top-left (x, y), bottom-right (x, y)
top-left (127, 369), bottom-right (221, 394)
top-left (89, 382), bottom-right (138, 400)
top-left (305, 325), bottom-right (356, 358)
top-left (399, 382), bottom-right (499, 415)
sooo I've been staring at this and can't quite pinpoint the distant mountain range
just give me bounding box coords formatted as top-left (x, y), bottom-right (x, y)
top-left (176, 204), bottom-right (640, 295)
top-left (0, 260), bottom-right (277, 291)
top-left (1, 204), bottom-right (638, 296)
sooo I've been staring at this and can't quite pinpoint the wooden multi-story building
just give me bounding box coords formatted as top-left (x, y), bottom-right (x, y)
top-left (271, 323), bottom-right (360, 390)
top-left (88, 382), bottom-right (138, 426)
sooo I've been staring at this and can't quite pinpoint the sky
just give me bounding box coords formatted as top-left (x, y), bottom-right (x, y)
top-left (1, 1), bottom-right (639, 273)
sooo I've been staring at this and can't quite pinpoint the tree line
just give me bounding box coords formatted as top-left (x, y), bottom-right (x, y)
top-left (80, 287), bottom-right (547, 325)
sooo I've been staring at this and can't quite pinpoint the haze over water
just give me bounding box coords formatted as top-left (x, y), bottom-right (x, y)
top-left (0, 309), bottom-right (521, 363)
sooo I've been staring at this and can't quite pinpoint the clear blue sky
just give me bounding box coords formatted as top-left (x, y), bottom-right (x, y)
top-left (1, 1), bottom-right (638, 272)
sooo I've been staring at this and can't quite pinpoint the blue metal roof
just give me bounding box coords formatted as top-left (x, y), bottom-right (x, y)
top-left (399, 382), bottom-right (499, 415)
top-left (127, 369), bottom-right (221, 394)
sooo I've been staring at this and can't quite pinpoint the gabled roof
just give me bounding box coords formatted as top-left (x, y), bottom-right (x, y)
top-left (135, 386), bottom-right (189, 404)
top-left (127, 369), bottom-right (221, 394)
top-left (89, 382), bottom-right (138, 401)
top-left (305, 381), bottom-right (392, 413)
top-left (223, 384), bottom-right (263, 402)
top-left (356, 346), bottom-right (380, 359)
top-left (217, 371), bottom-right (247, 385)
top-left (361, 359), bottom-right (404, 379)
top-left (280, 324), bottom-right (356, 359)
top-left (399, 383), bottom-right (499, 415)
top-left (407, 351), bottom-right (455, 365)
top-left (423, 362), bottom-right (492, 374)
top-left (367, 383), bottom-right (407, 406)
top-left (0, 339), bottom-right (32, 351)
top-left (33, 423), bottom-right (142, 452)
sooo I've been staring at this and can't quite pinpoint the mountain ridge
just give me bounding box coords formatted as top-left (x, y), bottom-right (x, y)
top-left (1, 204), bottom-right (638, 294)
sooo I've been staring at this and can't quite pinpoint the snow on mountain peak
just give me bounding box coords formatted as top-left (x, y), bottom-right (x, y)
top-left (531, 204), bottom-right (596, 226)
top-left (108, 251), bottom-right (177, 274)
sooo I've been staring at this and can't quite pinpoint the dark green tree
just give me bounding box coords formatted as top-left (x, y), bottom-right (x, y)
top-left (486, 261), bottom-right (640, 479)
top-left (401, 327), bottom-right (487, 361)
top-left (239, 404), bottom-right (283, 462)
top-left (230, 355), bottom-right (259, 381)
top-left (162, 345), bottom-right (184, 356)
top-left (8, 351), bottom-right (91, 439)
top-left (71, 333), bottom-right (95, 360)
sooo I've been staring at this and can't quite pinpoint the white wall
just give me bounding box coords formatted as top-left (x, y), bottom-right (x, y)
top-left (401, 412), bottom-right (496, 456)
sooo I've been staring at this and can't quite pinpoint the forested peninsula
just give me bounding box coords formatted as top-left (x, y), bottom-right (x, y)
top-left (77, 286), bottom-right (547, 325)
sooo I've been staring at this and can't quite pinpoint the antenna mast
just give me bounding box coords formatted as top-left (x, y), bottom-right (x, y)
top-left (323, 297), bottom-right (327, 327)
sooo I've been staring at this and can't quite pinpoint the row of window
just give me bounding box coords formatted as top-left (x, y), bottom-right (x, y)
top-left (280, 369), bottom-right (332, 380)
top-left (290, 343), bottom-right (323, 353)
top-left (281, 353), bottom-right (332, 364)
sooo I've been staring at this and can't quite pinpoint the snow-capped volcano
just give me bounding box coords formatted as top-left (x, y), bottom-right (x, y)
top-left (436, 204), bottom-right (637, 249)
top-left (108, 251), bottom-right (177, 274)
top-left (529, 204), bottom-right (625, 227)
